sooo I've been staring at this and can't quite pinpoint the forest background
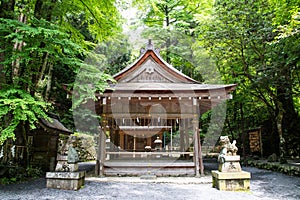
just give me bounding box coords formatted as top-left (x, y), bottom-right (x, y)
top-left (0, 0), bottom-right (299, 167)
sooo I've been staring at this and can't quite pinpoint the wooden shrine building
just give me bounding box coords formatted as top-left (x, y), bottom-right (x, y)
top-left (96, 40), bottom-right (236, 177)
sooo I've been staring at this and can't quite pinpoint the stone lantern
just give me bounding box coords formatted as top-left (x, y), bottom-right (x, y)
top-left (154, 136), bottom-right (162, 151)
top-left (154, 136), bottom-right (162, 158)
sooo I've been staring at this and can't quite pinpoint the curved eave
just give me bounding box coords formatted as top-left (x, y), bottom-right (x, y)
top-left (39, 118), bottom-right (72, 135)
top-left (103, 83), bottom-right (236, 93)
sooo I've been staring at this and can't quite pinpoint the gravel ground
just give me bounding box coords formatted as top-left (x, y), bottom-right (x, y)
top-left (0, 164), bottom-right (299, 200)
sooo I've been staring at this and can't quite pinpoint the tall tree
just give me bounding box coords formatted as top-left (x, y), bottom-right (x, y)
top-left (0, 0), bottom-right (122, 167)
top-left (133, 0), bottom-right (213, 81)
top-left (198, 0), bottom-right (300, 159)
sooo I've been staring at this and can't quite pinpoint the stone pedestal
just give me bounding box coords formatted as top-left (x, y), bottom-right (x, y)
top-left (55, 155), bottom-right (79, 172)
top-left (218, 156), bottom-right (242, 172)
top-left (46, 171), bottom-right (85, 190)
top-left (212, 170), bottom-right (251, 191)
top-left (46, 147), bottom-right (85, 190)
top-left (212, 155), bottom-right (251, 191)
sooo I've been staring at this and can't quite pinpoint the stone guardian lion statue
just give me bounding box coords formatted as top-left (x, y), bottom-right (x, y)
top-left (218, 136), bottom-right (238, 163)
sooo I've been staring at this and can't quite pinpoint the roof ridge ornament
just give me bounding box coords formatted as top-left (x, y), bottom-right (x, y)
top-left (147, 39), bottom-right (154, 50)
top-left (140, 39), bottom-right (160, 56)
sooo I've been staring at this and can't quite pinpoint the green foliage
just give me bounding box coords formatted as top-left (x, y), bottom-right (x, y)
top-left (0, 177), bottom-right (17, 185)
top-left (0, 17), bottom-right (87, 88)
top-left (0, 164), bottom-right (43, 185)
top-left (94, 36), bottom-right (132, 75)
top-left (25, 166), bottom-right (43, 178)
top-left (71, 35), bottom-right (132, 134)
top-left (269, 0), bottom-right (299, 26)
top-left (72, 62), bottom-right (115, 109)
top-left (0, 0), bottom-right (124, 134)
top-left (59, 132), bottom-right (96, 161)
top-left (0, 88), bottom-right (49, 144)
top-left (71, 56), bottom-right (113, 133)
top-left (197, 0), bottom-right (300, 156)
top-left (135, 0), bottom-right (212, 81)
top-left (56, 0), bottom-right (122, 42)
top-left (132, 0), bottom-right (299, 158)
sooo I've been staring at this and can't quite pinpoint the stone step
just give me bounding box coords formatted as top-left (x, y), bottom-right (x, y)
top-left (104, 166), bottom-right (195, 176)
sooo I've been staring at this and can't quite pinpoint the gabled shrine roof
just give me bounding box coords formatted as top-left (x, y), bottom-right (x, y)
top-left (105, 40), bottom-right (236, 96)
top-left (113, 40), bottom-right (199, 84)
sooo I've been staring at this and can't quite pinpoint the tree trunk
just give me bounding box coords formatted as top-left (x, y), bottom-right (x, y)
top-left (276, 107), bottom-right (287, 164)
top-left (276, 65), bottom-right (299, 159)
top-left (240, 103), bottom-right (246, 158)
top-left (36, 52), bottom-right (49, 87)
top-left (21, 121), bottom-right (31, 168)
top-left (165, 6), bottom-right (171, 63)
top-left (45, 62), bottom-right (53, 101)
top-left (33, 0), bottom-right (56, 97)
top-left (280, 101), bottom-right (298, 159)
top-left (12, 12), bottom-right (27, 85)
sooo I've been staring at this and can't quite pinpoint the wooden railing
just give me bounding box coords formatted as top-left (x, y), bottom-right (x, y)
top-left (106, 151), bottom-right (194, 159)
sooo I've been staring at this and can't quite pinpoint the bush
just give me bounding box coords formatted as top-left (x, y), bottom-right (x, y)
top-left (0, 164), bottom-right (43, 185)
top-left (58, 133), bottom-right (96, 162)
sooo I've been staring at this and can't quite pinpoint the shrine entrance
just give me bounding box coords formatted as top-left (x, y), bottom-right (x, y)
top-left (95, 40), bottom-right (236, 177)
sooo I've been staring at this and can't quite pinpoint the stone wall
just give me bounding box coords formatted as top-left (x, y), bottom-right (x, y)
top-left (58, 133), bottom-right (96, 162)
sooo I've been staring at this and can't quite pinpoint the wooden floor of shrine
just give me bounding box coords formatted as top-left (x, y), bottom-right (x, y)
top-left (103, 157), bottom-right (196, 176)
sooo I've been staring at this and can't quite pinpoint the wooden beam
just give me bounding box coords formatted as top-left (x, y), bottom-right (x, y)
top-left (104, 113), bottom-right (195, 119)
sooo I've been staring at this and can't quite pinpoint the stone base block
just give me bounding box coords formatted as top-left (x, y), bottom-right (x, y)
top-left (55, 161), bottom-right (79, 172)
top-left (218, 161), bottom-right (242, 172)
top-left (212, 170), bottom-right (251, 191)
top-left (140, 174), bottom-right (157, 180)
top-left (46, 171), bottom-right (85, 190)
top-left (218, 156), bottom-right (242, 172)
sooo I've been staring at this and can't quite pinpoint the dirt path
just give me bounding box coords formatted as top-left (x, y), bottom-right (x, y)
top-left (0, 164), bottom-right (299, 200)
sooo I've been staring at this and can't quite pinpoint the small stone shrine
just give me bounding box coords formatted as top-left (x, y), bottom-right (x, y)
top-left (212, 136), bottom-right (251, 191)
top-left (46, 137), bottom-right (85, 190)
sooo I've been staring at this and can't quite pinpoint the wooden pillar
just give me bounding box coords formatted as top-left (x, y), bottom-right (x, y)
top-left (133, 135), bottom-right (136, 158)
top-left (120, 131), bottom-right (124, 149)
top-left (96, 97), bottom-right (107, 176)
top-left (193, 98), bottom-right (204, 177)
top-left (109, 118), bottom-right (114, 143)
top-left (180, 119), bottom-right (185, 153)
top-left (114, 129), bottom-right (119, 148)
top-left (147, 137), bottom-right (152, 146)
top-left (193, 115), bottom-right (200, 177)
top-left (185, 118), bottom-right (190, 153)
top-left (97, 118), bottom-right (107, 177)
top-left (197, 116), bottom-right (204, 176)
top-left (170, 119), bottom-right (173, 151)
